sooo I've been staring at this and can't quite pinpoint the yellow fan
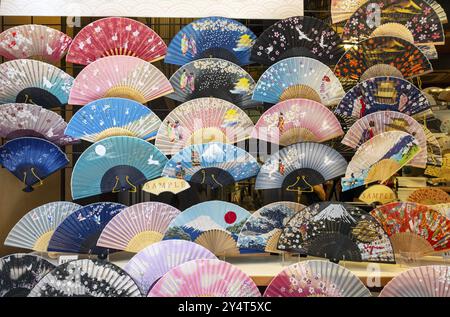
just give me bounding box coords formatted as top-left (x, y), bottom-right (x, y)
top-left (359, 185), bottom-right (397, 205)
top-left (142, 177), bottom-right (191, 195)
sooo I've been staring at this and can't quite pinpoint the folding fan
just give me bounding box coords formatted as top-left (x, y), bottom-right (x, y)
top-left (419, 44), bottom-right (438, 60)
top-left (164, 200), bottom-right (251, 256)
top-left (0, 24), bottom-right (72, 63)
top-left (142, 177), bottom-right (191, 195)
top-left (423, 125), bottom-right (443, 166)
top-left (252, 99), bottom-right (344, 146)
top-left (47, 202), bottom-right (125, 255)
top-left (68, 55), bottom-right (173, 105)
top-left (28, 259), bottom-right (141, 297)
top-left (380, 265), bottom-right (450, 297)
top-left (277, 202), bottom-right (395, 263)
top-left (4, 201), bottom-right (81, 252)
top-left (237, 202), bottom-right (306, 253)
top-left (342, 131), bottom-right (421, 191)
top-left (162, 143), bottom-right (259, 189)
top-left (165, 17), bottom-right (256, 66)
top-left (334, 36), bottom-right (433, 90)
top-left (341, 111), bottom-right (427, 168)
top-left (155, 97), bottom-right (254, 155)
top-left (71, 136), bottom-right (167, 200)
top-left (359, 185), bottom-right (397, 205)
top-left (167, 58), bottom-right (258, 109)
top-left (0, 137), bottom-right (69, 192)
top-left (342, 0), bottom-right (445, 45)
top-left (407, 188), bottom-right (450, 205)
top-left (252, 57), bottom-right (345, 106)
top-left (96, 202), bottom-right (181, 253)
top-left (67, 17), bottom-right (167, 65)
top-left (65, 98), bottom-right (162, 143)
top-left (433, 203), bottom-right (450, 219)
top-left (264, 260), bottom-right (371, 297)
top-left (370, 202), bottom-right (450, 255)
top-left (0, 59), bottom-right (74, 108)
top-left (124, 240), bottom-right (217, 294)
top-left (254, 142), bottom-right (347, 190)
top-left (148, 259), bottom-right (261, 297)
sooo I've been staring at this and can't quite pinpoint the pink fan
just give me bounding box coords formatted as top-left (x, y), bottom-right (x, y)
top-left (96, 202), bottom-right (181, 253)
top-left (148, 259), bottom-right (261, 297)
top-left (67, 17), bottom-right (167, 65)
top-left (68, 55), bottom-right (173, 105)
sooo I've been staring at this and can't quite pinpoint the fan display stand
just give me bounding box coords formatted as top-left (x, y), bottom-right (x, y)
top-left (285, 175), bottom-right (314, 204)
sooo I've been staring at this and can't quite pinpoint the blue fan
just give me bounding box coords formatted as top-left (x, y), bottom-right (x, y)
top-left (0, 137), bottom-right (69, 192)
top-left (165, 17), bottom-right (256, 66)
top-left (71, 136), bottom-right (168, 200)
top-left (65, 98), bottom-right (162, 143)
top-left (47, 202), bottom-right (125, 256)
top-left (162, 142), bottom-right (259, 189)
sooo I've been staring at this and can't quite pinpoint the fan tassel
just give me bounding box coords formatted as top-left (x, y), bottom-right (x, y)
top-left (112, 176), bottom-right (137, 193)
top-left (22, 168), bottom-right (44, 192)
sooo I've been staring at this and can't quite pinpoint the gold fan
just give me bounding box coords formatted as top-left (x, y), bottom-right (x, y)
top-left (366, 159), bottom-right (401, 184)
top-left (265, 229), bottom-right (283, 253)
top-left (407, 188), bottom-right (450, 205)
top-left (279, 85), bottom-right (321, 103)
top-left (359, 185), bottom-right (397, 205)
top-left (104, 86), bottom-right (147, 104)
top-left (194, 229), bottom-right (240, 256)
top-left (279, 127), bottom-right (318, 145)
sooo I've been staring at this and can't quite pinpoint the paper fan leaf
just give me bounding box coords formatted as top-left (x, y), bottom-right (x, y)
top-left (162, 142), bottom-right (259, 188)
top-left (0, 137), bottom-right (69, 192)
top-left (423, 125), bottom-right (443, 166)
top-left (251, 16), bottom-right (344, 66)
top-left (252, 98), bottom-right (344, 146)
top-left (156, 97), bottom-right (254, 155)
top-left (407, 188), bottom-right (450, 205)
top-left (167, 58), bottom-right (258, 108)
top-left (433, 203), bottom-right (450, 219)
top-left (165, 17), bottom-right (256, 66)
top-left (142, 177), bottom-right (191, 195)
top-left (359, 185), bottom-right (397, 204)
top-left (252, 57), bottom-right (345, 106)
top-left (71, 136), bottom-right (167, 200)
top-left (28, 259), bottom-right (141, 297)
top-left (148, 259), bottom-right (260, 297)
top-left (65, 98), bottom-right (162, 143)
top-left (96, 202), bottom-right (181, 253)
top-left (68, 55), bottom-right (173, 105)
top-left (264, 260), bottom-right (371, 297)
top-left (342, 131), bottom-right (421, 191)
top-left (255, 142), bottom-right (347, 190)
top-left (4, 201), bottom-right (81, 252)
top-left (67, 17), bottom-right (166, 65)
top-left (0, 59), bottom-right (73, 108)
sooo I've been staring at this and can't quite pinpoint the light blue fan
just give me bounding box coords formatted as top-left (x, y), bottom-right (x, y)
top-left (162, 142), bottom-right (259, 189)
top-left (71, 136), bottom-right (168, 200)
top-left (65, 98), bottom-right (162, 143)
top-left (165, 17), bottom-right (256, 66)
top-left (47, 202), bottom-right (125, 256)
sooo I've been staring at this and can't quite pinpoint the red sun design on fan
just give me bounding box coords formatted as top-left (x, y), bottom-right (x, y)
top-left (224, 211), bottom-right (237, 224)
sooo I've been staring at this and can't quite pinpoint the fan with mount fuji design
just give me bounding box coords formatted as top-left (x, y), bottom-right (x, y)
top-left (407, 188), bottom-right (450, 205)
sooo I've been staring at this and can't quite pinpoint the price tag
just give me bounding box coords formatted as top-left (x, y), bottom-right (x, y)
top-left (58, 255), bottom-right (78, 265)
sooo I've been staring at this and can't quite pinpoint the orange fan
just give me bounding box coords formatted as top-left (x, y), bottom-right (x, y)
top-left (407, 188), bottom-right (450, 205)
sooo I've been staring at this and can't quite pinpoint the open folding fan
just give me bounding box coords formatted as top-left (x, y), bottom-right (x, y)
top-left (164, 200), bottom-right (251, 256)
top-left (342, 111), bottom-right (427, 168)
top-left (359, 185), bottom-right (397, 205)
top-left (155, 97), bottom-right (253, 155)
top-left (162, 142), bottom-right (259, 189)
top-left (47, 202), bottom-right (125, 256)
top-left (277, 202), bottom-right (395, 263)
top-left (380, 265), bottom-right (450, 297)
top-left (419, 44), bottom-right (439, 60)
top-left (407, 188), bottom-right (450, 205)
top-left (71, 136), bottom-right (167, 200)
top-left (370, 202), bottom-right (450, 255)
top-left (252, 57), bottom-right (345, 106)
top-left (165, 17), bottom-right (256, 66)
top-left (167, 58), bottom-right (258, 108)
top-left (142, 177), bottom-right (191, 195)
top-left (334, 37), bottom-right (433, 90)
top-left (67, 17), bottom-right (167, 65)
top-left (255, 142), bottom-right (347, 190)
top-left (4, 201), bottom-right (81, 252)
top-left (342, 131), bottom-right (421, 191)
top-left (0, 254), bottom-right (55, 297)
top-left (65, 98), bottom-right (162, 143)
top-left (237, 202), bottom-right (306, 253)
top-left (28, 259), bottom-right (141, 297)
top-left (96, 202), bottom-right (181, 253)
top-left (0, 59), bottom-right (74, 108)
top-left (124, 240), bottom-right (217, 295)
top-left (252, 99), bottom-right (344, 146)
top-left (0, 137), bottom-right (69, 192)
top-left (423, 125), bottom-right (443, 166)
top-left (251, 16), bottom-right (344, 66)
top-left (68, 55), bottom-right (173, 105)
top-left (264, 260), bottom-right (371, 297)
top-left (148, 259), bottom-right (260, 297)
top-left (0, 25), bottom-right (72, 63)
top-left (341, 0), bottom-right (445, 45)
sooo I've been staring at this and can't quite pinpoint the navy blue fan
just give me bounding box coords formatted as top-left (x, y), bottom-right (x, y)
top-left (165, 17), bottom-right (256, 66)
top-left (47, 202), bottom-right (126, 256)
top-left (0, 137), bottom-right (69, 192)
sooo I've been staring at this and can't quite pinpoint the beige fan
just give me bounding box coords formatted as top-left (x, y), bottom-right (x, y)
top-left (265, 229), bottom-right (283, 253)
top-left (279, 85), bottom-right (322, 103)
top-left (360, 64), bottom-right (404, 82)
top-left (390, 232), bottom-right (435, 256)
top-left (366, 159), bottom-right (402, 184)
top-left (407, 188), bottom-right (450, 205)
top-left (370, 23), bottom-right (415, 43)
top-left (194, 229), bottom-right (240, 256)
